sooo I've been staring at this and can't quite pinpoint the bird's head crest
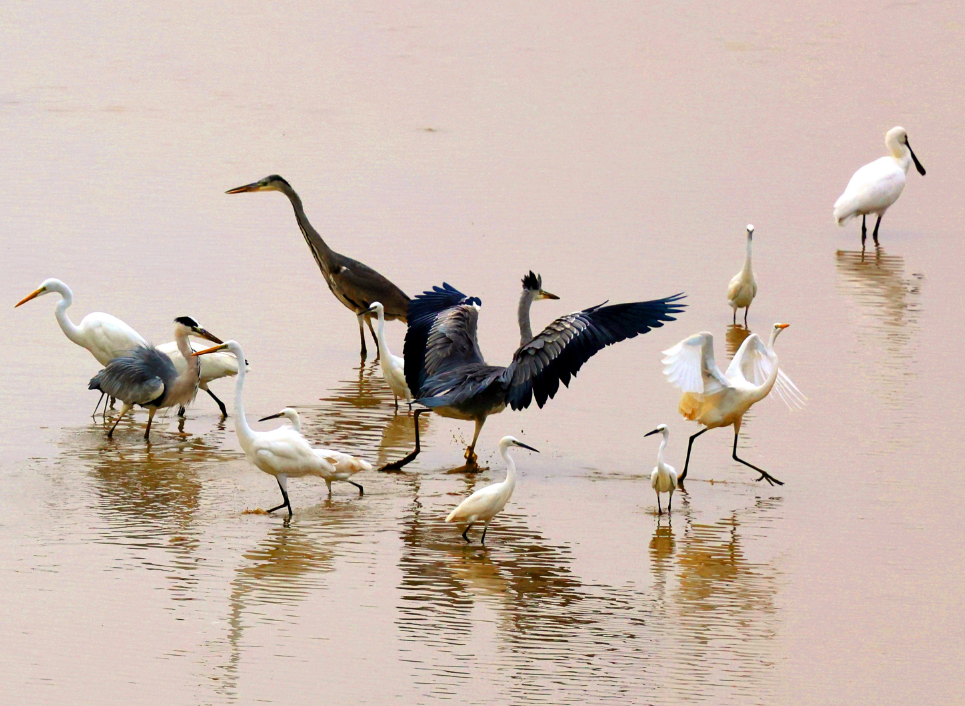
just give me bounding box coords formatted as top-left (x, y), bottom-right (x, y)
top-left (521, 271), bottom-right (542, 292)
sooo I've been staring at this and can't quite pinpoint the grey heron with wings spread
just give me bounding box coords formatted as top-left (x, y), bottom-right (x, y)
top-left (382, 272), bottom-right (686, 470)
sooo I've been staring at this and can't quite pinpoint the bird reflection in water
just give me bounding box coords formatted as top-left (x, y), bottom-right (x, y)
top-left (836, 247), bottom-right (923, 412)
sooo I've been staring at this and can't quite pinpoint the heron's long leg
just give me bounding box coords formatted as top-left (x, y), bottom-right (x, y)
top-left (462, 522), bottom-right (474, 543)
top-left (348, 480), bottom-right (364, 496)
top-left (465, 418), bottom-right (485, 466)
top-left (144, 408), bottom-right (157, 441)
top-left (358, 317), bottom-right (368, 359)
top-left (872, 214), bottom-right (883, 245)
top-left (481, 521), bottom-right (491, 545)
top-left (92, 392), bottom-right (106, 419)
top-left (107, 403), bottom-right (133, 439)
top-left (178, 406), bottom-right (186, 418)
top-left (380, 409), bottom-right (428, 471)
top-left (732, 432), bottom-right (784, 486)
top-left (267, 474), bottom-right (293, 516)
top-left (678, 427), bottom-right (709, 483)
top-left (861, 214), bottom-right (867, 247)
top-left (204, 386), bottom-right (228, 418)
top-left (366, 316), bottom-right (381, 361)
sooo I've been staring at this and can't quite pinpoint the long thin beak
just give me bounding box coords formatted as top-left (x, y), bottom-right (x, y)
top-left (540, 290), bottom-right (560, 301)
top-left (358, 306), bottom-right (376, 318)
top-left (194, 328), bottom-right (224, 345)
top-left (15, 288), bottom-right (44, 308)
top-left (644, 428), bottom-right (661, 437)
top-left (515, 441), bottom-right (540, 453)
top-left (225, 182), bottom-right (261, 194)
top-left (906, 140), bottom-right (926, 176)
top-left (258, 412), bottom-right (284, 422)
top-left (192, 343), bottom-right (228, 357)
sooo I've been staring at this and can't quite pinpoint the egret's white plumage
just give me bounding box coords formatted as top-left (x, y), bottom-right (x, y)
top-left (195, 341), bottom-right (372, 515)
top-left (662, 323), bottom-right (805, 485)
top-left (727, 225), bottom-right (757, 325)
top-left (445, 436), bottom-right (539, 544)
top-left (363, 301), bottom-right (412, 408)
top-left (645, 424), bottom-right (677, 514)
top-left (834, 126), bottom-right (926, 246)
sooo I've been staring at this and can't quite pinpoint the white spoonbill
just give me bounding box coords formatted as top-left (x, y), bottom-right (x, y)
top-left (662, 323), bottom-right (805, 486)
top-left (361, 302), bottom-right (412, 409)
top-left (194, 341), bottom-right (372, 515)
top-left (446, 436), bottom-right (539, 544)
top-left (645, 424), bottom-right (677, 514)
top-left (834, 126), bottom-right (926, 247)
top-left (727, 225), bottom-right (757, 325)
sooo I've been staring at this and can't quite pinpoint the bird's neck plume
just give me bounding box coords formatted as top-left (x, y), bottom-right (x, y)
top-left (279, 183), bottom-right (335, 274)
top-left (518, 288), bottom-right (538, 347)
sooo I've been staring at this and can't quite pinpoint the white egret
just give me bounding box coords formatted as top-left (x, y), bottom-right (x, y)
top-left (89, 317), bottom-right (224, 440)
top-left (194, 341), bottom-right (372, 515)
top-left (361, 301), bottom-right (412, 409)
top-left (15, 278), bottom-right (239, 416)
top-left (645, 424), bottom-right (677, 514)
top-left (727, 225), bottom-right (757, 325)
top-left (834, 126), bottom-right (926, 247)
top-left (662, 323), bottom-right (805, 486)
top-left (445, 436), bottom-right (539, 544)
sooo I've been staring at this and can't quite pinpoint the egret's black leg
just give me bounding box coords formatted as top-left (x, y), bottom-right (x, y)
top-left (358, 318), bottom-right (368, 359)
top-left (348, 481), bottom-right (364, 496)
top-left (668, 491), bottom-right (673, 513)
top-left (678, 427), bottom-right (709, 482)
top-left (744, 302), bottom-right (750, 326)
top-left (657, 494), bottom-right (662, 515)
top-left (205, 388), bottom-right (229, 418)
top-left (267, 476), bottom-right (293, 516)
top-left (732, 308), bottom-right (736, 325)
top-left (481, 522), bottom-right (490, 545)
top-left (872, 214), bottom-right (882, 245)
top-left (462, 523), bottom-right (474, 543)
top-left (861, 214), bottom-right (867, 247)
top-left (366, 316), bottom-right (381, 361)
top-left (380, 409), bottom-right (428, 471)
top-left (92, 392), bottom-right (106, 418)
top-left (732, 432), bottom-right (784, 486)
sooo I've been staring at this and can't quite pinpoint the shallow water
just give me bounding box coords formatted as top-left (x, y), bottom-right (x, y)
top-left (1, 2), bottom-right (964, 704)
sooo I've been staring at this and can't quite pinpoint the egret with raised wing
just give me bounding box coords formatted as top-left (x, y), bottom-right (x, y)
top-left (446, 436), bottom-right (539, 544)
top-left (834, 126), bottom-right (926, 247)
top-left (645, 424), bottom-right (677, 514)
top-left (662, 323), bottom-right (805, 486)
top-left (727, 225), bottom-right (757, 325)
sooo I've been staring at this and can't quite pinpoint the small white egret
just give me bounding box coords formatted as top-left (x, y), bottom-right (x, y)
top-left (727, 225), bottom-right (757, 325)
top-left (662, 323), bottom-right (805, 485)
top-left (89, 317), bottom-right (224, 440)
top-left (361, 301), bottom-right (412, 409)
top-left (157, 340), bottom-right (242, 418)
top-left (834, 126), bottom-right (926, 247)
top-left (445, 436), bottom-right (539, 544)
top-left (194, 341), bottom-right (372, 515)
top-left (645, 424), bottom-right (677, 514)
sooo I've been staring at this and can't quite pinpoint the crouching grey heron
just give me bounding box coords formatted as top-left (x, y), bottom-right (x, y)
top-left (226, 175), bottom-right (410, 360)
top-left (89, 317), bottom-right (224, 440)
top-left (384, 273), bottom-right (686, 470)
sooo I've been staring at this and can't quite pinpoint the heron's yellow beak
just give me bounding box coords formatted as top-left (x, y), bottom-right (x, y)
top-left (192, 343), bottom-right (229, 356)
top-left (777, 323), bottom-right (789, 329)
top-left (538, 290), bottom-right (560, 301)
top-left (15, 287), bottom-right (45, 308)
top-left (225, 181), bottom-right (263, 194)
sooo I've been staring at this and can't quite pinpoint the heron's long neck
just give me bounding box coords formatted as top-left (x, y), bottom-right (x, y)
top-left (279, 184), bottom-right (335, 275)
top-left (53, 290), bottom-right (84, 347)
top-left (518, 289), bottom-right (537, 347)
top-left (500, 446), bottom-right (518, 490)
top-left (231, 350), bottom-right (256, 450)
top-left (167, 330), bottom-right (202, 404)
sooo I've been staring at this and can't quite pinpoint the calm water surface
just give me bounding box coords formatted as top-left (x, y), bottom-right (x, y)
top-left (1, 2), bottom-right (964, 704)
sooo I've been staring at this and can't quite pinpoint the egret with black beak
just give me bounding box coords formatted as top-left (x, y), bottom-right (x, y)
top-left (645, 424), bottom-right (677, 514)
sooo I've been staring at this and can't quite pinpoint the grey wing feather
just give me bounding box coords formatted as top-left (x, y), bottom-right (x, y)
top-left (332, 255), bottom-right (409, 320)
top-left (89, 345), bottom-right (178, 405)
top-left (425, 304), bottom-right (486, 380)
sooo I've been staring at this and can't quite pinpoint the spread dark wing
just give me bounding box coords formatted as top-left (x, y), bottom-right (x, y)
top-left (403, 283), bottom-right (484, 396)
top-left (88, 344), bottom-right (178, 405)
top-left (416, 364), bottom-right (507, 409)
top-left (501, 293), bottom-right (686, 410)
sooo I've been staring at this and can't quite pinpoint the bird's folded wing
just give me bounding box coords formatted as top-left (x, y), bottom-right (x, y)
top-left (662, 332), bottom-right (726, 396)
top-left (446, 485), bottom-right (502, 522)
top-left (89, 345), bottom-right (176, 404)
top-left (86, 317), bottom-right (148, 360)
top-left (503, 293), bottom-right (686, 410)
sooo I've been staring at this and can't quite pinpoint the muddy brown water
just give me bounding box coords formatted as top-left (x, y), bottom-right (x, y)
top-left (1, 2), bottom-right (964, 704)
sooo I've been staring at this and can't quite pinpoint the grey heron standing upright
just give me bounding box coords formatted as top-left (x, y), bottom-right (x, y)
top-left (89, 317), bottom-right (224, 440)
top-left (226, 175), bottom-right (410, 359)
top-left (384, 273), bottom-right (686, 470)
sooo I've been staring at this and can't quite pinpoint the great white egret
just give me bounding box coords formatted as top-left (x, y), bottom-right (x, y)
top-left (727, 225), bottom-right (757, 325)
top-left (15, 278), bottom-right (239, 416)
top-left (226, 175), bottom-right (409, 359)
top-left (661, 323), bottom-right (805, 486)
top-left (193, 341), bottom-right (372, 515)
top-left (645, 424), bottom-right (677, 514)
top-left (834, 126), bottom-right (926, 247)
top-left (89, 317), bottom-right (224, 440)
top-left (445, 436), bottom-right (539, 544)
top-left (361, 301), bottom-right (412, 409)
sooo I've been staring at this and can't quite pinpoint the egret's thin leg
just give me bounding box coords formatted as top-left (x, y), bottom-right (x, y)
top-left (481, 521), bottom-right (490, 545)
top-left (732, 433), bottom-right (784, 486)
top-left (732, 308), bottom-right (736, 325)
top-left (366, 316), bottom-right (381, 361)
top-left (144, 408), bottom-right (157, 440)
top-left (267, 475), bottom-right (293, 515)
top-left (743, 302), bottom-right (750, 326)
top-left (678, 427), bottom-right (709, 482)
top-left (107, 403), bottom-right (133, 439)
top-left (92, 392), bottom-right (106, 418)
top-left (358, 317), bottom-right (368, 359)
top-left (657, 493), bottom-right (662, 515)
top-left (872, 214), bottom-right (883, 245)
top-left (205, 387), bottom-right (229, 418)
top-left (380, 409), bottom-right (428, 471)
top-left (393, 394), bottom-right (398, 411)
top-left (861, 214), bottom-right (867, 247)
top-left (348, 481), bottom-right (364, 496)
top-left (462, 522), bottom-right (474, 543)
